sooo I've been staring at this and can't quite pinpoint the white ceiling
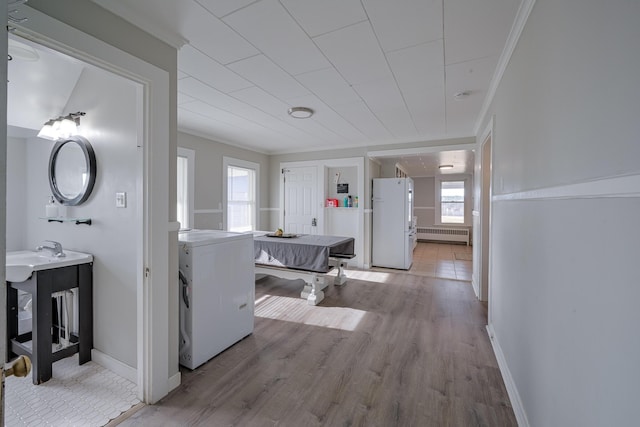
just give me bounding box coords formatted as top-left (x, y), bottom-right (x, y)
top-left (92, 0), bottom-right (521, 154)
top-left (7, 36), bottom-right (85, 134)
top-left (378, 150), bottom-right (475, 177)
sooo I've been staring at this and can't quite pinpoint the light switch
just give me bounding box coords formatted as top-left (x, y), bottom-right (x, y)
top-left (116, 192), bottom-right (127, 208)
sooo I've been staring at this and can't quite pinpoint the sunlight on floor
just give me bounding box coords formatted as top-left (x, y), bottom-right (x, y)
top-left (255, 295), bottom-right (367, 331)
top-left (339, 270), bottom-right (392, 283)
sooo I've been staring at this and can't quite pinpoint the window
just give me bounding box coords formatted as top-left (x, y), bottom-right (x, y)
top-left (224, 157), bottom-right (259, 232)
top-left (177, 148), bottom-right (194, 230)
top-left (440, 180), bottom-right (465, 224)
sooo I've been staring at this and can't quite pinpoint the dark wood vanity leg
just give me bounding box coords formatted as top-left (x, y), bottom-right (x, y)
top-left (32, 272), bottom-right (53, 384)
top-left (6, 284), bottom-right (18, 361)
top-left (78, 263), bottom-right (93, 365)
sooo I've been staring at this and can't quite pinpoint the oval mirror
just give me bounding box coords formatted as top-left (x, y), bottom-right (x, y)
top-left (48, 136), bottom-right (97, 206)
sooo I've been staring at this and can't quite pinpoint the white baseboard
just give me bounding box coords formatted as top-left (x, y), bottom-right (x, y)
top-left (168, 372), bottom-right (181, 392)
top-left (91, 349), bottom-right (137, 384)
top-left (92, 350), bottom-right (181, 396)
top-left (486, 324), bottom-right (529, 427)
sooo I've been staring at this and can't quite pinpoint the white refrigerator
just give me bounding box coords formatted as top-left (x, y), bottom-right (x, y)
top-left (372, 178), bottom-right (415, 270)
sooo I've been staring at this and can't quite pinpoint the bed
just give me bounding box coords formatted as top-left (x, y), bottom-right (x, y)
top-left (253, 232), bottom-right (355, 305)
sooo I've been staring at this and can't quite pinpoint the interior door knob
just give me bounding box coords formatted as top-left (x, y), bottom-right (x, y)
top-left (312, 218), bottom-right (317, 227)
top-left (5, 355), bottom-right (31, 378)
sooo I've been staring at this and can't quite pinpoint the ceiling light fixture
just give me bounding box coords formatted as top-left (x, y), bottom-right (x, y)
top-left (439, 164), bottom-right (454, 170)
top-left (37, 112), bottom-right (85, 141)
top-left (287, 106), bottom-right (314, 119)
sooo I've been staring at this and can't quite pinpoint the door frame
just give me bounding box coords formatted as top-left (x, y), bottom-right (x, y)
top-left (7, 6), bottom-right (174, 403)
top-left (478, 117), bottom-right (494, 306)
top-left (1, 1), bottom-right (8, 420)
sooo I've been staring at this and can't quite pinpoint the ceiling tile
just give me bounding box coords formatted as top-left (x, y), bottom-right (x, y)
top-left (445, 55), bottom-right (498, 134)
top-left (178, 45), bottom-right (252, 93)
top-left (286, 94), bottom-right (367, 142)
top-left (332, 101), bottom-right (393, 141)
top-left (295, 67), bottom-right (362, 106)
top-left (180, 78), bottom-right (311, 141)
top-left (314, 21), bottom-right (391, 86)
top-left (353, 76), bottom-right (408, 115)
top-left (180, 2), bottom-right (259, 64)
top-left (231, 87), bottom-right (340, 142)
top-left (387, 41), bottom-right (446, 135)
top-left (223, 0), bottom-right (330, 75)
top-left (195, 0), bottom-right (257, 18)
top-left (228, 85), bottom-right (291, 116)
top-left (228, 55), bottom-right (310, 100)
top-left (353, 76), bottom-right (417, 138)
top-left (280, 0), bottom-right (367, 37)
top-left (363, 0), bottom-right (443, 52)
top-left (179, 108), bottom-right (295, 153)
top-left (374, 106), bottom-right (420, 139)
top-left (180, 100), bottom-right (299, 145)
top-left (444, 0), bottom-right (520, 65)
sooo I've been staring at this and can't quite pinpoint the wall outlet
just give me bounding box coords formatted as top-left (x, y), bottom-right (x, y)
top-left (116, 192), bottom-right (127, 208)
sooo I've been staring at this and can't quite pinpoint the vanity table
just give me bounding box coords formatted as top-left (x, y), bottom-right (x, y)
top-left (6, 260), bottom-right (93, 385)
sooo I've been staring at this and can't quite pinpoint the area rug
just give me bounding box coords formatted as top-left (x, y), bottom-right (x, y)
top-left (5, 354), bottom-right (140, 426)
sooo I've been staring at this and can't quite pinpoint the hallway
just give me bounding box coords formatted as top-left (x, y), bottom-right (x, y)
top-left (114, 258), bottom-right (515, 426)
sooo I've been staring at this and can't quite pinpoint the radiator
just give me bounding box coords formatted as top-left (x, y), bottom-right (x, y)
top-left (416, 226), bottom-right (470, 245)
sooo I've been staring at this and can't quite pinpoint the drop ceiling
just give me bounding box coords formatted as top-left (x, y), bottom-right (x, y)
top-left (91, 0), bottom-right (521, 154)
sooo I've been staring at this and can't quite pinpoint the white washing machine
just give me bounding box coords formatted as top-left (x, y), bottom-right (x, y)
top-left (178, 229), bottom-right (254, 369)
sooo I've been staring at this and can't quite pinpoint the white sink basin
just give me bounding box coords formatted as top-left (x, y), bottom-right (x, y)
top-left (6, 250), bottom-right (93, 283)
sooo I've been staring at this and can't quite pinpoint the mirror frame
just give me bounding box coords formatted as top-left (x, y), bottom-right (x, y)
top-left (48, 135), bottom-right (97, 206)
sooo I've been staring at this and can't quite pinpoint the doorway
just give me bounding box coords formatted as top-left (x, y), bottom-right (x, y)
top-left (3, 2), bottom-right (174, 413)
top-left (5, 32), bottom-right (143, 425)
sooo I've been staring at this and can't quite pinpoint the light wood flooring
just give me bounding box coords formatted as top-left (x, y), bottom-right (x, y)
top-left (115, 243), bottom-right (516, 427)
top-left (411, 241), bottom-right (473, 281)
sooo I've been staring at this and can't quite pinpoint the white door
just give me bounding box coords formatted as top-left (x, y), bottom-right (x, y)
top-left (282, 167), bottom-right (318, 235)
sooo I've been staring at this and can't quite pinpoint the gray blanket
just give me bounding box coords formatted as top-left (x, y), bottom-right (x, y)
top-left (254, 233), bottom-right (354, 273)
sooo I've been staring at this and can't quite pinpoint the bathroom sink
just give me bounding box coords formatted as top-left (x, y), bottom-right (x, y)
top-left (6, 250), bottom-right (93, 283)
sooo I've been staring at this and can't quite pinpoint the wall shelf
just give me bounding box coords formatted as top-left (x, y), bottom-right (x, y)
top-left (40, 217), bottom-right (92, 225)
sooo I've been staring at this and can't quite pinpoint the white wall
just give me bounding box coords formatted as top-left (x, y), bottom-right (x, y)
top-left (413, 177), bottom-right (435, 227)
top-left (479, 0), bottom-right (640, 425)
top-left (16, 66), bottom-right (140, 368)
top-left (178, 132), bottom-right (270, 231)
top-left (6, 137), bottom-right (27, 251)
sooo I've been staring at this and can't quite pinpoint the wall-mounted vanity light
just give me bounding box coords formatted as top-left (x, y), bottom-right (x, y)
top-left (37, 112), bottom-right (85, 141)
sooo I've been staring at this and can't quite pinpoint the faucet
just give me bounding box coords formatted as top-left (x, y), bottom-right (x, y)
top-left (36, 240), bottom-right (65, 258)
